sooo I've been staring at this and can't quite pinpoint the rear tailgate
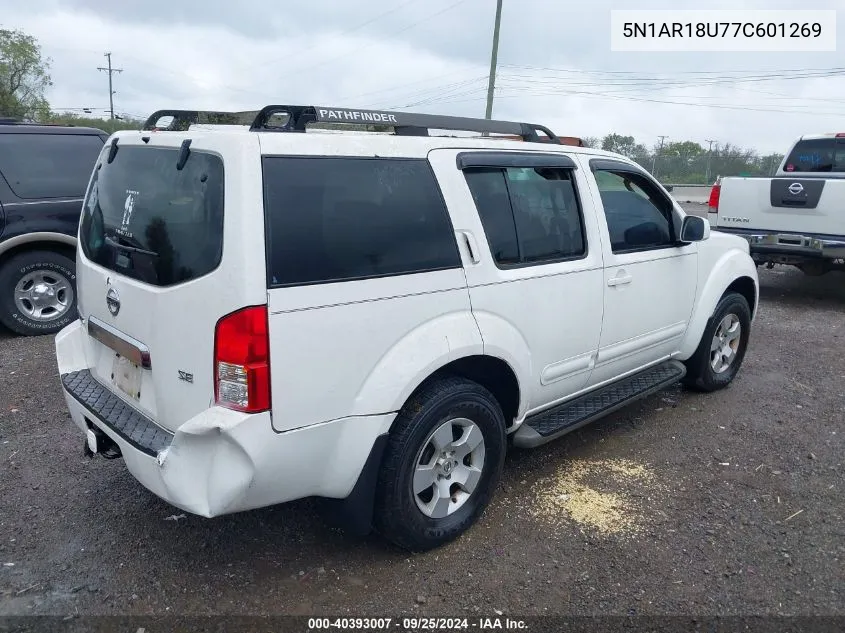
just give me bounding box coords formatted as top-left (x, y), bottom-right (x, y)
top-left (718, 176), bottom-right (845, 236)
top-left (74, 130), bottom-right (265, 432)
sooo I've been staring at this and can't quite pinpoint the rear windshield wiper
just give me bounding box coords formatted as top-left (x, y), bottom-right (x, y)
top-left (105, 235), bottom-right (159, 258)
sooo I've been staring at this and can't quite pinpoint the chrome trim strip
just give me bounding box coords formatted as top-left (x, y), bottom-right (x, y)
top-left (86, 316), bottom-right (152, 369)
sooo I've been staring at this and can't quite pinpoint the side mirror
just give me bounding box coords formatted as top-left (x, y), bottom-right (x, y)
top-left (680, 215), bottom-right (709, 243)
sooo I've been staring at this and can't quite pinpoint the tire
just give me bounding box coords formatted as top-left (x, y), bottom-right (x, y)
top-left (0, 250), bottom-right (77, 336)
top-left (682, 291), bottom-right (751, 393)
top-left (374, 376), bottom-right (507, 552)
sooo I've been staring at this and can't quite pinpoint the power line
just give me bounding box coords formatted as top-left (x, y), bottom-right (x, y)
top-left (337, 68), bottom-right (482, 105)
top-left (235, 0), bottom-right (419, 75)
top-left (488, 86), bottom-right (845, 117)
top-left (262, 0), bottom-right (471, 86)
top-left (497, 68), bottom-right (845, 92)
top-left (96, 52), bottom-right (123, 120)
top-left (500, 63), bottom-right (845, 77)
top-left (385, 76), bottom-right (488, 109)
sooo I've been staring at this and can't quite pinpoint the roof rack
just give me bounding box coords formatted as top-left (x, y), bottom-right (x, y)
top-left (142, 105), bottom-right (563, 144)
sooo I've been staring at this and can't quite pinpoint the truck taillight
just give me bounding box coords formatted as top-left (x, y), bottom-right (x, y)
top-left (214, 305), bottom-right (270, 413)
top-left (708, 182), bottom-right (721, 211)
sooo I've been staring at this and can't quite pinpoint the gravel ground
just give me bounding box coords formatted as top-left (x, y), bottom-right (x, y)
top-left (0, 239), bottom-right (843, 617)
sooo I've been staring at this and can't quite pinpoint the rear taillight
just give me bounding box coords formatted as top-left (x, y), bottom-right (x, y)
top-left (214, 305), bottom-right (270, 413)
top-left (708, 180), bottom-right (721, 212)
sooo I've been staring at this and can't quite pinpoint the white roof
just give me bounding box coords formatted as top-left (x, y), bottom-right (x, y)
top-left (117, 126), bottom-right (626, 162)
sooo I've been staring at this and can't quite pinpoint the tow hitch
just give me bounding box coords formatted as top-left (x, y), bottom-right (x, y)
top-left (83, 424), bottom-right (122, 460)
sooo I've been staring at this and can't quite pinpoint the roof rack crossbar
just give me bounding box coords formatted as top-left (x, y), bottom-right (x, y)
top-left (142, 105), bottom-right (564, 144)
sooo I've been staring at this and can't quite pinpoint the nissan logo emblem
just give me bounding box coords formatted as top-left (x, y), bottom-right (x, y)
top-left (106, 287), bottom-right (121, 316)
top-left (788, 182), bottom-right (804, 195)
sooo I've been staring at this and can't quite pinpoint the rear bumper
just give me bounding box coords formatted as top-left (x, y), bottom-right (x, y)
top-left (715, 227), bottom-right (845, 260)
top-left (56, 320), bottom-right (394, 518)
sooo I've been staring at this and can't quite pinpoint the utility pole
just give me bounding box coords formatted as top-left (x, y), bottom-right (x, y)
top-left (704, 139), bottom-right (716, 183)
top-left (484, 0), bottom-right (503, 124)
top-left (652, 135), bottom-right (668, 175)
top-left (97, 52), bottom-right (123, 120)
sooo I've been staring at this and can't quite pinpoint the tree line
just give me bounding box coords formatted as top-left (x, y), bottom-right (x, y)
top-left (580, 134), bottom-right (784, 184)
top-left (3, 28), bottom-right (784, 184)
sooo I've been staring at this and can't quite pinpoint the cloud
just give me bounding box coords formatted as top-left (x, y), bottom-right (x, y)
top-left (3, 0), bottom-right (845, 153)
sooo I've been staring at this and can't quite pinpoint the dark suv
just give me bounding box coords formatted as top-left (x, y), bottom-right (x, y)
top-left (0, 120), bottom-right (108, 335)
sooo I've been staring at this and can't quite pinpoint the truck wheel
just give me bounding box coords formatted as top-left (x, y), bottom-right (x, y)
top-left (374, 376), bottom-right (507, 552)
top-left (683, 292), bottom-right (751, 393)
top-left (0, 250), bottom-right (77, 336)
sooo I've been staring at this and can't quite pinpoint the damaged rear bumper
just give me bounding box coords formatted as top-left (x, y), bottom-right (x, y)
top-left (56, 320), bottom-right (394, 519)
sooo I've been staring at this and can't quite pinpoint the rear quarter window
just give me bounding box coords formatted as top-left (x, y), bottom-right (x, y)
top-left (0, 133), bottom-right (105, 199)
top-left (262, 156), bottom-right (461, 286)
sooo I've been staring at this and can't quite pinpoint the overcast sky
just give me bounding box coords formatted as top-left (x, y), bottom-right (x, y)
top-left (2, 0), bottom-right (843, 153)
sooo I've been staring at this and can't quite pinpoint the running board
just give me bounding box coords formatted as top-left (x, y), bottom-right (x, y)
top-left (513, 360), bottom-right (686, 449)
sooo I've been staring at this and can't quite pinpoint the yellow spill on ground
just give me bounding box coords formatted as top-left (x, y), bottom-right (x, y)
top-left (531, 458), bottom-right (663, 537)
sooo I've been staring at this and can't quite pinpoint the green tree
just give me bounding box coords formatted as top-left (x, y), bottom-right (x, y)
top-left (46, 111), bottom-right (144, 132)
top-left (0, 29), bottom-right (52, 120)
top-left (602, 133), bottom-right (649, 162)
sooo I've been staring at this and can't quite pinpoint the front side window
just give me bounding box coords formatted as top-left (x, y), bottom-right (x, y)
top-left (262, 157), bottom-right (461, 286)
top-left (594, 169), bottom-right (675, 253)
top-left (464, 166), bottom-right (586, 266)
top-left (79, 146), bottom-right (225, 287)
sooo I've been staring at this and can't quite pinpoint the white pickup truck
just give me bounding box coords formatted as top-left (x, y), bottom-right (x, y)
top-left (708, 133), bottom-right (845, 276)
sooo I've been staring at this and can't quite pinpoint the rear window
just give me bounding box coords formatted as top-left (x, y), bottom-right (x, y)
top-left (262, 156), bottom-right (461, 286)
top-left (783, 138), bottom-right (845, 173)
top-left (0, 133), bottom-right (104, 199)
top-left (79, 145), bottom-right (225, 287)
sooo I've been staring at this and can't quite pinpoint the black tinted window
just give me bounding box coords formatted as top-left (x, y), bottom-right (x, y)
top-left (783, 138), bottom-right (845, 173)
top-left (79, 146), bottom-right (225, 287)
top-left (464, 166), bottom-right (585, 266)
top-left (463, 169), bottom-right (519, 264)
top-left (262, 157), bottom-right (461, 286)
top-left (594, 169), bottom-right (674, 252)
top-left (0, 133), bottom-right (104, 199)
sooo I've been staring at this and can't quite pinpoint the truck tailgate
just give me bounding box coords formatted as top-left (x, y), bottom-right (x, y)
top-left (719, 176), bottom-right (845, 236)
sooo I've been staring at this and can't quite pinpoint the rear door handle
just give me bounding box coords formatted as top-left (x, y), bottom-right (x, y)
top-left (607, 273), bottom-right (632, 287)
top-left (457, 231), bottom-right (481, 264)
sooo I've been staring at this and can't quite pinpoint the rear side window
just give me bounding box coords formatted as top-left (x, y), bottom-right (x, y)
top-left (0, 133), bottom-right (104, 199)
top-left (783, 138), bottom-right (845, 173)
top-left (464, 166), bottom-right (586, 266)
top-left (79, 146), bottom-right (225, 287)
top-left (262, 157), bottom-right (461, 286)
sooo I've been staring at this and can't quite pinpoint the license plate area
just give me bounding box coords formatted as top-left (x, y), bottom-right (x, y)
top-left (112, 354), bottom-right (142, 400)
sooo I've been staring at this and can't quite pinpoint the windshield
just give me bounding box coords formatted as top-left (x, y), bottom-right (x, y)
top-left (79, 145), bottom-right (225, 286)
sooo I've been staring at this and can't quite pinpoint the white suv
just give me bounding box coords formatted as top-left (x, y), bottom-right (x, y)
top-left (55, 105), bottom-right (759, 551)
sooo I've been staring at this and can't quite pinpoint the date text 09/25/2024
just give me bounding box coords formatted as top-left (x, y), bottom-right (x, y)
top-left (307, 617), bottom-right (528, 631)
